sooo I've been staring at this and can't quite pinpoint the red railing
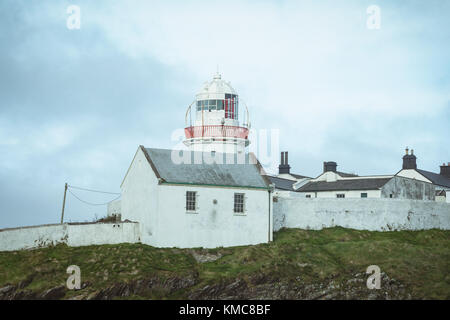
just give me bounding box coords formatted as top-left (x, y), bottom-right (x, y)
top-left (185, 125), bottom-right (249, 139)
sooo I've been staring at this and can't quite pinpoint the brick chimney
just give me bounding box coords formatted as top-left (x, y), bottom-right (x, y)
top-left (323, 161), bottom-right (337, 173)
top-left (278, 151), bottom-right (291, 174)
top-left (402, 147), bottom-right (417, 169)
top-left (440, 162), bottom-right (450, 178)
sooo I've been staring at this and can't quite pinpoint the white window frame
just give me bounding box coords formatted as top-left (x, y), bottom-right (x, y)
top-left (185, 191), bottom-right (198, 213)
top-left (233, 193), bottom-right (246, 215)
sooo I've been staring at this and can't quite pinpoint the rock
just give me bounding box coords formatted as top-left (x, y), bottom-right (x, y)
top-left (0, 285), bottom-right (14, 294)
top-left (39, 285), bottom-right (66, 300)
top-left (191, 251), bottom-right (223, 263)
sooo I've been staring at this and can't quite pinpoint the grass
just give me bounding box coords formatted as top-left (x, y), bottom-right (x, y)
top-left (0, 227), bottom-right (449, 299)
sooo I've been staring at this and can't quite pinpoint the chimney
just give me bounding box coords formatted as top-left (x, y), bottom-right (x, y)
top-left (402, 146), bottom-right (417, 169)
top-left (323, 161), bottom-right (337, 173)
top-left (440, 163), bottom-right (450, 178)
top-left (278, 151), bottom-right (291, 174)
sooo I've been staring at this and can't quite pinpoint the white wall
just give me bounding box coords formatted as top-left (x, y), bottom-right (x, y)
top-left (66, 223), bottom-right (139, 247)
top-left (274, 197), bottom-right (450, 232)
top-left (107, 199), bottom-right (121, 216)
top-left (301, 190), bottom-right (381, 198)
top-left (397, 169), bottom-right (432, 182)
top-left (155, 184), bottom-right (271, 248)
top-left (121, 147), bottom-right (159, 246)
top-left (0, 224), bottom-right (67, 251)
top-left (0, 222), bottom-right (140, 252)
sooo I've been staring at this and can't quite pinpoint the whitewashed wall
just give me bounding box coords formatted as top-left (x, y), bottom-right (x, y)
top-left (0, 222), bottom-right (140, 252)
top-left (155, 184), bottom-right (271, 248)
top-left (66, 223), bottom-right (139, 247)
top-left (274, 197), bottom-right (450, 232)
top-left (0, 224), bottom-right (67, 251)
top-left (121, 147), bottom-right (159, 246)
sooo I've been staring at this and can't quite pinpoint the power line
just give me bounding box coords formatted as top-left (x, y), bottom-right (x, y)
top-left (67, 185), bottom-right (121, 195)
top-left (67, 188), bottom-right (121, 206)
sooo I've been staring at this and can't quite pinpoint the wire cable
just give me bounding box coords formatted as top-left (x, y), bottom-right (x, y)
top-left (67, 188), bottom-right (121, 206)
top-left (67, 185), bottom-right (121, 195)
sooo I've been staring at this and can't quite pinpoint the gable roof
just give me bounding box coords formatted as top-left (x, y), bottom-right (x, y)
top-left (264, 175), bottom-right (297, 191)
top-left (297, 177), bottom-right (392, 192)
top-left (141, 147), bottom-right (269, 189)
top-left (416, 169), bottom-right (450, 188)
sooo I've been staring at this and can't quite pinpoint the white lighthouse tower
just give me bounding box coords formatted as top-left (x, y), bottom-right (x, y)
top-left (184, 72), bottom-right (250, 154)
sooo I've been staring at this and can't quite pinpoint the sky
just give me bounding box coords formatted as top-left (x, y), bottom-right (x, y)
top-left (0, 0), bottom-right (449, 228)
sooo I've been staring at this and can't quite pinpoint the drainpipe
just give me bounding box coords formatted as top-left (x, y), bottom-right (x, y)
top-left (268, 184), bottom-right (275, 242)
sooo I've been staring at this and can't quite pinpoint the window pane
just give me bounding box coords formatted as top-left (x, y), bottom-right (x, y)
top-left (234, 193), bottom-right (244, 213)
top-left (217, 100), bottom-right (223, 110)
top-left (209, 100), bottom-right (216, 106)
top-left (186, 191), bottom-right (196, 211)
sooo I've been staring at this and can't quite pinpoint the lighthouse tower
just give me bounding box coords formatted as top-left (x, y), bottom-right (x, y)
top-left (184, 72), bottom-right (250, 154)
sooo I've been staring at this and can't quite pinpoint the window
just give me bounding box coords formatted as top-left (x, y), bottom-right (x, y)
top-left (306, 195), bottom-right (311, 198)
top-left (208, 100), bottom-right (216, 111)
top-left (234, 193), bottom-right (245, 213)
top-left (361, 193), bottom-right (368, 198)
top-left (389, 194), bottom-right (393, 198)
top-left (186, 191), bottom-right (196, 211)
top-left (217, 100), bottom-right (223, 110)
top-left (336, 194), bottom-right (345, 198)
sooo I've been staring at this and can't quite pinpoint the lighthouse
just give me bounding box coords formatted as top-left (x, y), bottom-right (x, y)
top-left (184, 72), bottom-right (250, 154)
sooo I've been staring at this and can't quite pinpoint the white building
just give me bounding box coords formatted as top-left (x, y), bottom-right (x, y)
top-left (120, 146), bottom-right (273, 248)
top-left (396, 148), bottom-right (450, 203)
top-left (291, 159), bottom-right (434, 200)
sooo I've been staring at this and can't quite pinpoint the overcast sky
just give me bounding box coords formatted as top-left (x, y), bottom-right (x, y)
top-left (1, 0), bottom-right (449, 228)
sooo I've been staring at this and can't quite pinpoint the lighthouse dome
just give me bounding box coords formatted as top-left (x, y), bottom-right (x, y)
top-left (196, 72), bottom-right (237, 101)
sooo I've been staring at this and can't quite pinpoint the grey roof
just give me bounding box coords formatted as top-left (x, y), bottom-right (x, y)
top-left (290, 173), bottom-right (312, 179)
top-left (142, 147), bottom-right (269, 189)
top-left (416, 169), bottom-right (450, 188)
top-left (265, 175), bottom-right (296, 191)
top-left (297, 177), bottom-right (392, 192)
top-left (337, 171), bottom-right (358, 177)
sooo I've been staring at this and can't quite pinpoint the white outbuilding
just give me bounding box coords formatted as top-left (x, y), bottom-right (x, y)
top-left (120, 146), bottom-right (273, 248)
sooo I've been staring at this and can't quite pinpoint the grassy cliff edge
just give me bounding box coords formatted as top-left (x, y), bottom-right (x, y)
top-left (0, 227), bottom-right (449, 300)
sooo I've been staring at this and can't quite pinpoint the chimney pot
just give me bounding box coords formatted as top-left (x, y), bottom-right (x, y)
top-left (278, 151), bottom-right (291, 174)
top-left (402, 148), bottom-right (417, 169)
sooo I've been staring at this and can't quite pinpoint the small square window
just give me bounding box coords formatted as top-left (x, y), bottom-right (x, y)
top-left (234, 193), bottom-right (245, 213)
top-left (361, 193), bottom-right (368, 198)
top-left (336, 194), bottom-right (345, 198)
top-left (186, 191), bottom-right (196, 211)
top-left (306, 195), bottom-right (311, 198)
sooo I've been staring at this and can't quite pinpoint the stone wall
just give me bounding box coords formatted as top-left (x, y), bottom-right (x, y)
top-left (0, 222), bottom-right (140, 252)
top-left (274, 197), bottom-right (450, 232)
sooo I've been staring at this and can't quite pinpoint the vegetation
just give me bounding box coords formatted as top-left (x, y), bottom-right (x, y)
top-left (0, 227), bottom-right (449, 299)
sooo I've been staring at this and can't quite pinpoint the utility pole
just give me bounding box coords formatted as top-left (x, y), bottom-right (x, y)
top-left (61, 183), bottom-right (68, 224)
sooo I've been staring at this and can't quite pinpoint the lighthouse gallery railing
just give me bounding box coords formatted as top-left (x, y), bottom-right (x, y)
top-left (184, 125), bottom-right (249, 139)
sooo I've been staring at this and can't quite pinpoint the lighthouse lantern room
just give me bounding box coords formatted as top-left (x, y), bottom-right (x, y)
top-left (184, 72), bottom-right (250, 154)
